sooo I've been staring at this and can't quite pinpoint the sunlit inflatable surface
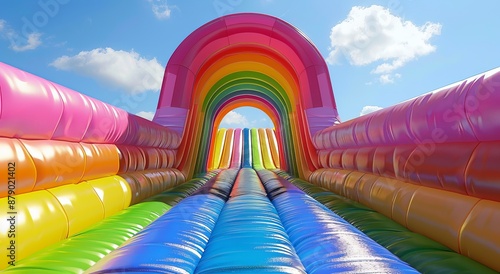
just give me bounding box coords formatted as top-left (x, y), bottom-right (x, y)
top-left (1, 13), bottom-right (499, 273)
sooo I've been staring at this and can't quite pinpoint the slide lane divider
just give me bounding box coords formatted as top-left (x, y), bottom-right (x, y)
top-left (273, 170), bottom-right (497, 274)
top-left (0, 172), bottom-right (219, 273)
top-left (256, 169), bottom-right (419, 273)
top-left (218, 128), bottom-right (234, 169)
top-left (229, 128), bottom-right (242, 169)
top-left (86, 169), bottom-right (239, 273)
top-left (209, 128), bottom-right (226, 169)
top-left (194, 168), bottom-right (305, 273)
top-left (250, 129), bottom-right (263, 169)
top-left (266, 128), bottom-right (280, 169)
top-left (258, 128), bottom-right (276, 170)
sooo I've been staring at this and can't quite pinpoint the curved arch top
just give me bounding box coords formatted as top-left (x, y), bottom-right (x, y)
top-left (154, 13), bottom-right (339, 137)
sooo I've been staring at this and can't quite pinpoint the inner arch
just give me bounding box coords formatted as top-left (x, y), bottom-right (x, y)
top-left (219, 107), bottom-right (275, 129)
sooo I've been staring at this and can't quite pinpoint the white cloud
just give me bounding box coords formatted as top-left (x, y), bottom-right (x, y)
top-left (11, 32), bottom-right (42, 52)
top-left (327, 5), bottom-right (441, 82)
top-left (248, 118), bottom-right (273, 128)
top-left (221, 111), bottom-right (249, 127)
top-left (360, 105), bottom-right (383, 116)
top-left (50, 48), bottom-right (164, 94)
top-left (136, 111), bottom-right (155, 120)
top-left (379, 73), bottom-right (401, 84)
top-left (0, 19), bottom-right (42, 52)
top-left (148, 0), bottom-right (172, 20)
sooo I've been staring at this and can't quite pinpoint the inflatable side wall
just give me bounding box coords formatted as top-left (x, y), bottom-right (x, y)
top-left (0, 63), bottom-right (185, 268)
top-left (312, 68), bottom-right (500, 271)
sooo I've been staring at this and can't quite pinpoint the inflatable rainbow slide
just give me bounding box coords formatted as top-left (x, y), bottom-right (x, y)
top-left (1, 13), bottom-right (499, 273)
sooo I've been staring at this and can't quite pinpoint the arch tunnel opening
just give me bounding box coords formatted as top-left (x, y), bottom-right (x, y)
top-left (212, 107), bottom-right (280, 170)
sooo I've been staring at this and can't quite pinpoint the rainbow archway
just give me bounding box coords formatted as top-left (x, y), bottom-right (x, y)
top-left (153, 13), bottom-right (339, 178)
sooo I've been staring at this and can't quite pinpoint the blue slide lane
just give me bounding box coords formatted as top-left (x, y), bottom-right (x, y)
top-left (194, 168), bottom-right (306, 273)
top-left (87, 167), bottom-right (419, 273)
top-left (256, 169), bottom-right (420, 274)
top-left (242, 128), bottom-right (252, 168)
top-left (87, 169), bottom-right (239, 274)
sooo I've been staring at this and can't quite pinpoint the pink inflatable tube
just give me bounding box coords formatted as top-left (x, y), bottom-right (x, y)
top-left (313, 68), bottom-right (500, 201)
top-left (0, 62), bottom-right (179, 149)
top-left (313, 68), bottom-right (500, 150)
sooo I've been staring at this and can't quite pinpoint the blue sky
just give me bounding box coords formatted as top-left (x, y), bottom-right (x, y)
top-left (1, 1), bottom-right (499, 129)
